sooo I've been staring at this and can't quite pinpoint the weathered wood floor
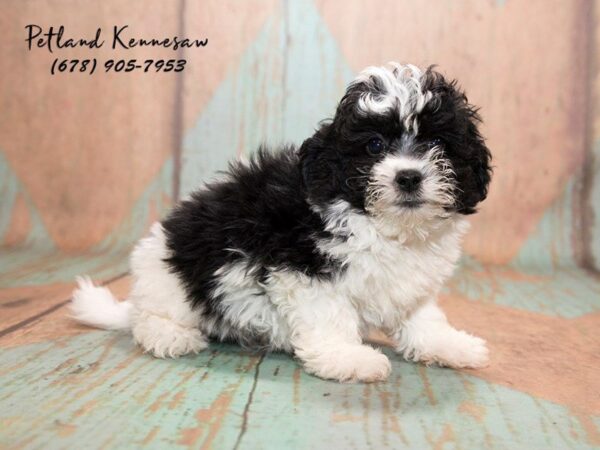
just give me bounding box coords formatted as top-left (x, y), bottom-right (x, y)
top-left (1, 258), bottom-right (599, 449)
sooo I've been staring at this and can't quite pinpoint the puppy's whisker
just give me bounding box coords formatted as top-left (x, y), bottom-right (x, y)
top-left (344, 174), bottom-right (370, 189)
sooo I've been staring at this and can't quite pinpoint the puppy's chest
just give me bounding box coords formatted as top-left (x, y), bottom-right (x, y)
top-left (326, 229), bottom-right (462, 324)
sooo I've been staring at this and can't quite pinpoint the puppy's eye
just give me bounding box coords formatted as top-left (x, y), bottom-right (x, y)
top-left (366, 138), bottom-right (385, 155)
top-left (427, 138), bottom-right (443, 149)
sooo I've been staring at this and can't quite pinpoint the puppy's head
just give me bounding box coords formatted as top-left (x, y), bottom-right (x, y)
top-left (300, 63), bottom-right (491, 226)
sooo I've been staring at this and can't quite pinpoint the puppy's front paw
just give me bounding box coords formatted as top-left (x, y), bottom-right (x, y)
top-left (351, 350), bottom-right (392, 382)
top-left (422, 331), bottom-right (489, 369)
top-left (303, 345), bottom-right (391, 383)
top-left (456, 334), bottom-right (489, 369)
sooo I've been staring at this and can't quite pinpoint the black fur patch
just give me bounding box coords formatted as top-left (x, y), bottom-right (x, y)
top-left (418, 68), bottom-right (492, 214)
top-left (162, 147), bottom-right (341, 341)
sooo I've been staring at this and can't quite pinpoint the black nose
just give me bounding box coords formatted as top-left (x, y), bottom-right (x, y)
top-left (395, 170), bottom-right (423, 192)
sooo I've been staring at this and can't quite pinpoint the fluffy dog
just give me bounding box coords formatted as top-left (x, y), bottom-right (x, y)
top-left (71, 63), bottom-right (492, 382)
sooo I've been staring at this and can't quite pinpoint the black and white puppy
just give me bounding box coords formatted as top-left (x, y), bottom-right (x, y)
top-left (72, 63), bottom-right (492, 382)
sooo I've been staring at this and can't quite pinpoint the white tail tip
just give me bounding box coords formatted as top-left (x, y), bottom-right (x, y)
top-left (70, 276), bottom-right (132, 330)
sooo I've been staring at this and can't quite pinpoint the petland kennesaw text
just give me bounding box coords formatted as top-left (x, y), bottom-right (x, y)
top-left (25, 25), bottom-right (208, 53)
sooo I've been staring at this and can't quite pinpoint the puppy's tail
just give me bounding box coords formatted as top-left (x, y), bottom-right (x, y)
top-left (70, 276), bottom-right (133, 330)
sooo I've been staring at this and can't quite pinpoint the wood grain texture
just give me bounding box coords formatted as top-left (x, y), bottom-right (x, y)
top-left (0, 275), bottom-right (130, 348)
top-left (588, 0), bottom-right (600, 270)
top-left (0, 246), bottom-right (131, 288)
top-left (0, 0), bottom-right (599, 273)
top-left (181, 0), bottom-right (278, 130)
top-left (0, 267), bottom-right (598, 449)
top-left (315, 0), bottom-right (590, 264)
top-left (0, 282), bottom-right (75, 333)
top-left (0, 0), bottom-right (179, 251)
top-left (0, 2), bottom-right (599, 447)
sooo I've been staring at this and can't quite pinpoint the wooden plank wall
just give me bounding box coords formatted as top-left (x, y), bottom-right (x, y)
top-left (1, 4), bottom-right (599, 447)
top-left (0, 0), bottom-right (598, 284)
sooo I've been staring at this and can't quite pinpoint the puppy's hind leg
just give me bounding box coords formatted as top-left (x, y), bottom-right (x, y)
top-left (128, 223), bottom-right (208, 358)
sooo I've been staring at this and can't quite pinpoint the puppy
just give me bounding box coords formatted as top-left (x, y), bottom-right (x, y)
top-left (71, 63), bottom-right (492, 382)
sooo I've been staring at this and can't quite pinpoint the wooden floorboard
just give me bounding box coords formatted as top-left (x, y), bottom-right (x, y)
top-left (0, 266), bottom-right (598, 449)
top-left (0, 283), bottom-right (77, 333)
top-left (0, 275), bottom-right (131, 349)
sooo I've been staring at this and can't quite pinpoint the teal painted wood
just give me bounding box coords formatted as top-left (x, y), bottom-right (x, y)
top-left (243, 353), bottom-right (597, 450)
top-left (0, 332), bottom-right (597, 449)
top-left (511, 177), bottom-right (579, 269)
top-left (1, 333), bottom-right (260, 449)
top-left (180, 13), bottom-right (286, 197)
top-left (2, 0), bottom-right (598, 284)
top-left (0, 247), bottom-right (130, 288)
top-left (180, 0), bottom-right (354, 198)
top-left (0, 151), bottom-right (55, 251)
top-left (280, 0), bottom-right (355, 143)
top-left (0, 158), bottom-right (173, 288)
top-left (591, 139), bottom-right (600, 271)
top-left (449, 259), bottom-right (600, 319)
top-left (0, 151), bottom-right (21, 241)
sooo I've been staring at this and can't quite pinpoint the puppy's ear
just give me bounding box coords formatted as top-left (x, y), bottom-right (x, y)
top-left (420, 69), bottom-right (491, 214)
top-left (456, 112), bottom-right (492, 214)
top-left (298, 123), bottom-right (340, 206)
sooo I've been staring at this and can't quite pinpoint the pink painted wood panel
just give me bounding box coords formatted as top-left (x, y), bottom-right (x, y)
top-left (0, 0), bottom-right (598, 270)
top-left (0, 1), bottom-right (180, 251)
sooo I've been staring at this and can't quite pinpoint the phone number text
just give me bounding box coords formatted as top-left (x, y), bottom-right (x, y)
top-left (50, 58), bottom-right (186, 75)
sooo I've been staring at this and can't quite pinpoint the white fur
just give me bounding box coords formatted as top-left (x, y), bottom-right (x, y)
top-left (315, 201), bottom-right (468, 330)
top-left (367, 147), bottom-right (455, 219)
top-left (353, 63), bottom-right (433, 131)
top-left (204, 200), bottom-right (482, 382)
top-left (70, 276), bottom-right (132, 330)
top-left (206, 261), bottom-right (293, 351)
top-left (264, 269), bottom-right (391, 382)
top-left (71, 223), bottom-right (208, 358)
top-left (289, 202), bottom-right (488, 379)
top-left (395, 301), bottom-right (489, 368)
top-left (128, 223), bottom-right (208, 357)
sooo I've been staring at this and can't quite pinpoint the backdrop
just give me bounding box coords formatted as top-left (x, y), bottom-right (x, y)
top-left (1, 2), bottom-right (599, 447)
top-left (1, 0), bottom-right (599, 287)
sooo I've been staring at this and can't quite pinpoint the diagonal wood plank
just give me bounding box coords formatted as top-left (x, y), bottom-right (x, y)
top-left (1, 334), bottom-right (597, 449)
top-left (0, 275), bottom-right (130, 348)
top-left (2, 266), bottom-right (599, 420)
top-left (1, 267), bottom-right (599, 448)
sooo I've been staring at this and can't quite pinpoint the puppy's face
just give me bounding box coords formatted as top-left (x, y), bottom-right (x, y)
top-left (301, 64), bottom-right (491, 224)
